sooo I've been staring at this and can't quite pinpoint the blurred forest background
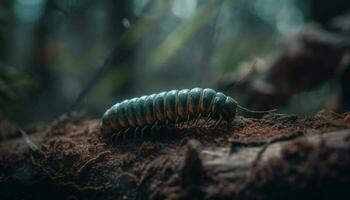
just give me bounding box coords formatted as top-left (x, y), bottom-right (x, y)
top-left (0, 0), bottom-right (349, 125)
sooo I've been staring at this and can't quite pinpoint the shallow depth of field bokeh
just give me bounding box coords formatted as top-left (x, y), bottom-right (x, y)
top-left (0, 0), bottom-right (349, 124)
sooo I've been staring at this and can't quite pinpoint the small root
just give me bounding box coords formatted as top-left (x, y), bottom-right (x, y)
top-left (76, 151), bottom-right (112, 176)
top-left (252, 131), bottom-right (304, 168)
top-left (19, 127), bottom-right (39, 151)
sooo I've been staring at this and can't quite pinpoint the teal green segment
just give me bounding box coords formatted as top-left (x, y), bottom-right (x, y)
top-left (144, 94), bottom-right (156, 124)
top-left (165, 90), bottom-right (178, 120)
top-left (212, 92), bottom-right (226, 118)
top-left (125, 98), bottom-right (137, 127)
top-left (177, 89), bottom-right (190, 118)
top-left (135, 96), bottom-right (147, 126)
top-left (154, 92), bottom-right (167, 121)
top-left (117, 100), bottom-right (129, 127)
top-left (202, 88), bottom-right (216, 114)
top-left (189, 88), bottom-right (203, 115)
top-left (126, 98), bottom-right (138, 127)
top-left (222, 96), bottom-right (237, 120)
top-left (190, 88), bottom-right (202, 102)
top-left (109, 103), bottom-right (119, 124)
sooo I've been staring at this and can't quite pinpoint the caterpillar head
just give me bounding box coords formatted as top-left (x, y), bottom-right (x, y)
top-left (222, 96), bottom-right (237, 121)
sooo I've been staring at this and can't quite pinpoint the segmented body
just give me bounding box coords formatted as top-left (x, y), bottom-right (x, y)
top-left (100, 88), bottom-right (237, 140)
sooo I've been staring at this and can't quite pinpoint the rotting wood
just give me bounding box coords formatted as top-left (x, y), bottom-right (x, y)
top-left (1, 114), bottom-right (350, 199)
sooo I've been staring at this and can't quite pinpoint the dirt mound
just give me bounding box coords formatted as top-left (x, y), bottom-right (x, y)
top-left (0, 112), bottom-right (349, 199)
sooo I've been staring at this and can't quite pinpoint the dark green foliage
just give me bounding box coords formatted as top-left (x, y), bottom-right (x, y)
top-left (0, 66), bottom-right (38, 119)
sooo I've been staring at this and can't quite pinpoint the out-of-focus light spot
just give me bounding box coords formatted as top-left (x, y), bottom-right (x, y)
top-left (171, 0), bottom-right (197, 19)
top-left (277, 4), bottom-right (303, 34)
top-left (253, 0), bottom-right (304, 35)
top-left (14, 0), bottom-right (45, 23)
top-left (122, 18), bottom-right (131, 29)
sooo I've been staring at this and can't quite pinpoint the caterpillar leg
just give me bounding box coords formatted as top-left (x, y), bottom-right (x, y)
top-left (110, 133), bottom-right (117, 143)
top-left (205, 113), bottom-right (211, 122)
top-left (133, 127), bottom-right (139, 141)
top-left (121, 128), bottom-right (130, 144)
top-left (141, 125), bottom-right (148, 139)
top-left (213, 115), bottom-right (223, 130)
top-left (151, 121), bottom-right (159, 131)
top-left (175, 117), bottom-right (180, 124)
top-left (194, 113), bottom-right (202, 126)
top-left (150, 122), bottom-right (159, 139)
top-left (110, 131), bottom-right (119, 146)
top-left (165, 120), bottom-right (171, 129)
top-left (186, 114), bottom-right (191, 127)
top-left (205, 113), bottom-right (212, 127)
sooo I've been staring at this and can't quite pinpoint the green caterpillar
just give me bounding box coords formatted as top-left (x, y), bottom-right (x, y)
top-left (100, 88), bottom-right (239, 142)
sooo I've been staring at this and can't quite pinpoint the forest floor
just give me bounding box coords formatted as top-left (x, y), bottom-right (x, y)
top-left (1, 111), bottom-right (350, 199)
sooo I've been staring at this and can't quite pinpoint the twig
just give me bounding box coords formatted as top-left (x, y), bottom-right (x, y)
top-left (77, 151), bottom-right (111, 176)
top-left (57, 181), bottom-right (103, 192)
top-left (18, 127), bottom-right (39, 151)
top-left (252, 131), bottom-right (304, 168)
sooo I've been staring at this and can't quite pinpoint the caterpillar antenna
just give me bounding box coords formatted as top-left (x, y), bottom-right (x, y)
top-left (237, 104), bottom-right (277, 114)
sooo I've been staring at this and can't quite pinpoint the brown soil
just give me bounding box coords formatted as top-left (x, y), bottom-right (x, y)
top-left (0, 111), bottom-right (349, 200)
